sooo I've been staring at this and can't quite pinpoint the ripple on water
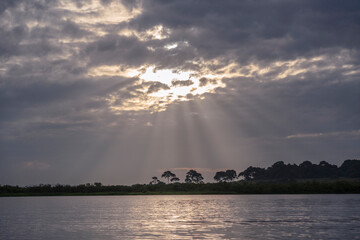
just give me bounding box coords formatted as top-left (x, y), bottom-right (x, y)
top-left (0, 195), bottom-right (360, 240)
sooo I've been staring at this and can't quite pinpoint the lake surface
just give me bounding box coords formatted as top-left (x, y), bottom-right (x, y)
top-left (1, 195), bottom-right (359, 239)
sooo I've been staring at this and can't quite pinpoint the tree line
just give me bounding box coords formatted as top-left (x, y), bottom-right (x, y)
top-left (238, 159), bottom-right (360, 181)
top-left (150, 159), bottom-right (360, 184)
top-left (0, 159), bottom-right (359, 196)
top-left (150, 170), bottom-right (204, 185)
top-left (1, 179), bottom-right (359, 196)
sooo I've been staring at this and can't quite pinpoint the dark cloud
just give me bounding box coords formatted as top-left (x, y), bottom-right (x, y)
top-left (0, 0), bottom-right (22, 15)
top-left (145, 81), bottom-right (170, 93)
top-left (84, 35), bottom-right (151, 66)
top-left (171, 79), bottom-right (194, 87)
top-left (128, 0), bottom-right (360, 64)
top-left (121, 0), bottom-right (142, 10)
top-left (0, 0), bottom-right (359, 185)
top-left (60, 20), bottom-right (90, 38)
top-left (199, 78), bottom-right (217, 87)
top-left (0, 26), bottom-right (28, 57)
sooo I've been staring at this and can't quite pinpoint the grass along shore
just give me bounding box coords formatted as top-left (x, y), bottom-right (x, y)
top-left (1, 179), bottom-right (359, 197)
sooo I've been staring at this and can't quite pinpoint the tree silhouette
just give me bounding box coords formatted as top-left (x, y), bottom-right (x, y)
top-left (238, 166), bottom-right (266, 180)
top-left (339, 159), bottom-right (360, 178)
top-left (214, 170), bottom-right (237, 182)
top-left (94, 182), bottom-right (102, 187)
top-left (225, 170), bottom-right (237, 182)
top-left (170, 177), bottom-right (180, 183)
top-left (214, 171), bottom-right (227, 182)
top-left (267, 161), bottom-right (295, 179)
top-left (237, 159), bottom-right (360, 181)
top-left (185, 170), bottom-right (204, 183)
top-left (161, 171), bottom-right (176, 184)
top-left (149, 176), bottom-right (160, 185)
top-left (1, 159), bottom-right (360, 196)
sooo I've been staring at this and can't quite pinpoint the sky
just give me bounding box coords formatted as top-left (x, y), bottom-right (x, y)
top-left (0, 0), bottom-right (359, 185)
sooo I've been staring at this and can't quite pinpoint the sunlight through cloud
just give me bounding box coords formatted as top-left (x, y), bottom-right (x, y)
top-left (97, 65), bottom-right (225, 113)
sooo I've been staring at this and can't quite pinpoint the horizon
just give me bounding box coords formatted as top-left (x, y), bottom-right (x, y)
top-left (2, 159), bottom-right (358, 187)
top-left (1, 0), bottom-right (359, 186)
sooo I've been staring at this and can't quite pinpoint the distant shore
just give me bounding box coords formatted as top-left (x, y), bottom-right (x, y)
top-left (1, 179), bottom-right (359, 197)
top-left (0, 192), bottom-right (241, 197)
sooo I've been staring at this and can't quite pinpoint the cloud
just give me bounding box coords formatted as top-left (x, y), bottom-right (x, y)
top-left (146, 81), bottom-right (170, 93)
top-left (0, 0), bottom-right (22, 15)
top-left (171, 79), bottom-right (194, 87)
top-left (84, 35), bottom-right (151, 67)
top-left (128, 0), bottom-right (360, 65)
top-left (286, 130), bottom-right (360, 139)
top-left (161, 168), bottom-right (221, 173)
top-left (199, 77), bottom-right (218, 87)
top-left (23, 161), bottom-right (50, 170)
top-left (0, 0), bottom-right (359, 185)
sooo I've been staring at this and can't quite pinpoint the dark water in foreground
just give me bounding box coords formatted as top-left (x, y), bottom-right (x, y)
top-left (0, 195), bottom-right (359, 239)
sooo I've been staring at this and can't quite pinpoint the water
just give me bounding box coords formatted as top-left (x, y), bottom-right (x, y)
top-left (0, 195), bottom-right (359, 240)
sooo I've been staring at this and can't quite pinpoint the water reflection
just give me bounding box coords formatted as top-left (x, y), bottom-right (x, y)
top-left (1, 195), bottom-right (360, 239)
top-left (129, 198), bottom-right (234, 239)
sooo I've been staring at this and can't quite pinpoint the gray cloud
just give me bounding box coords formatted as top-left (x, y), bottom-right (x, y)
top-left (84, 34), bottom-right (151, 67)
top-left (199, 78), bottom-right (217, 87)
top-left (171, 79), bottom-right (193, 87)
top-left (127, 0), bottom-right (360, 65)
top-left (0, 0), bottom-right (359, 185)
top-left (146, 81), bottom-right (170, 93)
top-left (0, 0), bottom-right (22, 15)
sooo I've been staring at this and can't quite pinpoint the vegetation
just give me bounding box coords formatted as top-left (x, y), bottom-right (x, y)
top-left (149, 177), bottom-right (164, 185)
top-left (238, 159), bottom-right (360, 180)
top-left (0, 159), bottom-right (359, 196)
top-left (185, 170), bottom-right (204, 183)
top-left (170, 177), bottom-right (180, 183)
top-left (1, 179), bottom-right (359, 196)
top-left (214, 170), bottom-right (237, 182)
top-left (161, 171), bottom-right (177, 184)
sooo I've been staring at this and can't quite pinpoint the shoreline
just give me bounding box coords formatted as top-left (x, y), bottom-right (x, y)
top-left (2, 179), bottom-right (359, 197)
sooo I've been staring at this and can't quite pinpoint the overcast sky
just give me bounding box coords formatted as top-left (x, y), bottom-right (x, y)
top-left (0, 0), bottom-right (359, 185)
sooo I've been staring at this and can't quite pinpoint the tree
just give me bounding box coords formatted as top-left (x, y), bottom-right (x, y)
top-left (317, 161), bottom-right (338, 178)
top-left (238, 166), bottom-right (266, 180)
top-left (267, 161), bottom-right (295, 180)
top-left (225, 170), bottom-right (237, 182)
top-left (214, 170), bottom-right (237, 182)
top-left (161, 171), bottom-right (176, 184)
top-left (339, 159), bottom-right (360, 178)
top-left (214, 171), bottom-right (227, 182)
top-left (298, 160), bottom-right (316, 178)
top-left (149, 176), bottom-right (160, 185)
top-left (170, 177), bottom-right (180, 183)
top-left (185, 170), bottom-right (204, 183)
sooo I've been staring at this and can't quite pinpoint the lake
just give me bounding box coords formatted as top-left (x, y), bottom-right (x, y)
top-left (1, 195), bottom-right (359, 239)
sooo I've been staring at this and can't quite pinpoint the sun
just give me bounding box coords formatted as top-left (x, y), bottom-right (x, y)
top-left (140, 66), bottom-right (193, 85)
top-left (89, 64), bottom-right (226, 113)
top-left (137, 66), bottom-right (225, 108)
